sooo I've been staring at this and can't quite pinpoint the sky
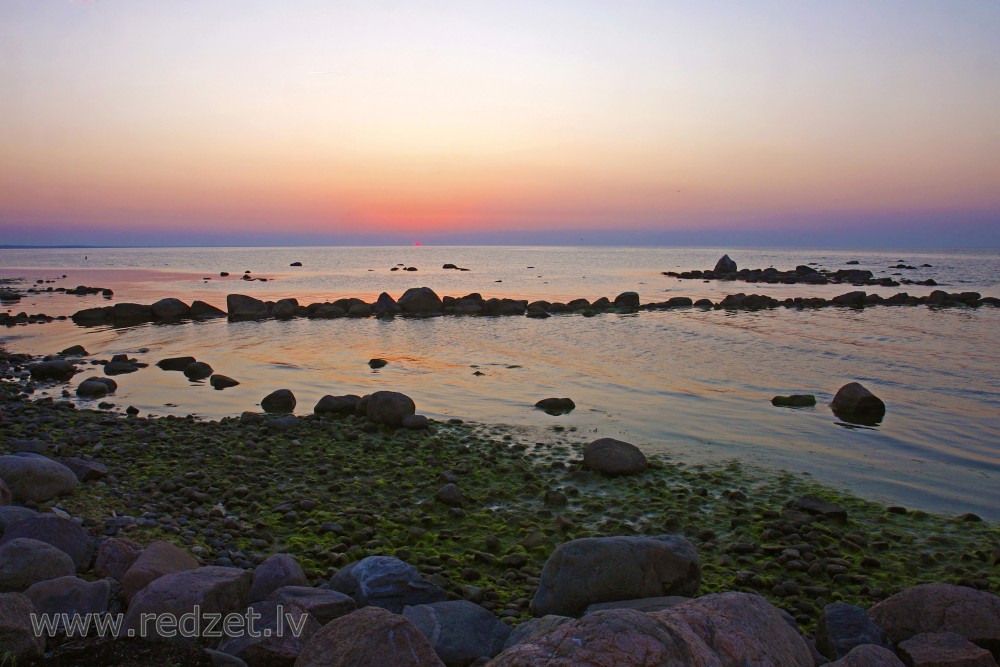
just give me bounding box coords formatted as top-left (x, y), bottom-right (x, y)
top-left (1, 0), bottom-right (999, 247)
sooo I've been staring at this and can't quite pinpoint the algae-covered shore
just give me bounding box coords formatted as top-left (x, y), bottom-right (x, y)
top-left (2, 369), bottom-right (997, 637)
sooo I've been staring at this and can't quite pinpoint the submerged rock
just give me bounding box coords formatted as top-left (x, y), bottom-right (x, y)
top-left (772, 394), bottom-right (816, 407)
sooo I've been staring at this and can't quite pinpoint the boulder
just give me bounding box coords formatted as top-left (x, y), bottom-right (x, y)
top-left (330, 556), bottom-right (447, 613)
top-left (190, 300), bottom-right (227, 319)
top-left (93, 537), bottom-right (143, 580)
top-left (251, 554), bottom-right (308, 602)
top-left (77, 375), bottom-right (118, 397)
top-left (584, 596), bottom-right (689, 615)
top-left (296, 606), bottom-right (444, 667)
top-left (0, 506), bottom-right (40, 534)
top-left (398, 287), bottom-right (443, 313)
top-left (0, 455), bottom-right (78, 503)
top-left (0, 592), bottom-right (45, 661)
top-left (60, 345), bottom-right (89, 356)
top-left (502, 615), bottom-right (573, 650)
top-left (262, 389), bottom-right (296, 413)
top-left (772, 394), bottom-right (816, 407)
top-left (582, 438), bottom-right (648, 476)
top-left (792, 495), bottom-right (848, 521)
top-left (366, 390), bottom-right (416, 427)
top-left (0, 515), bottom-right (94, 570)
top-left (897, 632), bottom-right (996, 666)
top-left (826, 645), bottom-right (905, 667)
top-left (227, 294), bottom-right (269, 320)
top-left (24, 576), bottom-right (111, 623)
top-left (0, 479), bottom-right (9, 506)
top-left (403, 599), bottom-right (511, 666)
top-left (613, 291), bottom-right (640, 309)
top-left (104, 360), bottom-right (140, 375)
top-left (402, 414), bottom-right (430, 430)
top-left (219, 599), bottom-right (319, 666)
top-left (58, 457), bottom-right (109, 481)
top-left (368, 358), bottom-right (388, 368)
top-left (273, 298), bottom-right (298, 320)
top-left (210, 374), bottom-right (240, 390)
top-left (534, 397), bottom-right (575, 414)
top-left (151, 298), bottom-right (191, 321)
top-left (0, 538), bottom-right (76, 592)
top-left (183, 361), bottom-right (214, 380)
top-left (266, 586), bottom-right (357, 625)
top-left (71, 306), bottom-right (112, 325)
top-left (831, 382), bottom-right (886, 423)
top-left (714, 254), bottom-right (737, 273)
top-left (28, 360), bottom-right (78, 382)
top-left (868, 583), bottom-right (1000, 657)
top-left (434, 483), bottom-right (464, 507)
top-left (122, 540), bottom-right (200, 602)
top-left (314, 394), bottom-right (361, 416)
top-left (374, 292), bottom-right (402, 317)
top-left (817, 603), bottom-right (894, 660)
top-left (111, 302), bottom-right (153, 323)
top-left (123, 566), bottom-right (253, 640)
top-left (531, 535), bottom-right (700, 617)
top-left (157, 356), bottom-right (197, 371)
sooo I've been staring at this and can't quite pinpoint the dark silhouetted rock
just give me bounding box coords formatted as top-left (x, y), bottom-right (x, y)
top-left (190, 300), bottom-right (227, 319)
top-left (715, 254), bottom-right (737, 273)
top-left (583, 438), bottom-right (648, 476)
top-left (183, 361), bottom-right (213, 380)
top-left (366, 390), bottom-right (416, 427)
top-left (60, 345), bottom-right (88, 356)
top-left (314, 394), bottom-right (360, 416)
top-left (157, 356), bottom-right (197, 371)
top-left (28, 360), bottom-right (78, 382)
top-left (831, 382), bottom-right (886, 424)
top-left (613, 291), bottom-right (640, 308)
top-left (210, 374), bottom-right (239, 389)
top-left (262, 389), bottom-right (296, 413)
top-left (374, 292), bottom-right (402, 317)
top-left (290, 261), bottom-right (302, 266)
top-left (398, 287), bottom-right (443, 313)
top-left (402, 414), bottom-right (429, 430)
top-left (534, 397), bottom-right (575, 414)
top-left (227, 294), bottom-right (269, 320)
top-left (150, 298), bottom-right (190, 321)
top-left (792, 494), bottom-right (848, 521)
top-left (772, 394), bottom-right (816, 407)
top-left (434, 483), bottom-right (464, 507)
top-left (368, 358), bottom-right (388, 368)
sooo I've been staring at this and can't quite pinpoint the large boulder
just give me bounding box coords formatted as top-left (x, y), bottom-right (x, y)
top-left (24, 576), bottom-right (111, 622)
top-left (266, 586), bottom-right (357, 625)
top-left (826, 645), bottom-right (905, 667)
top-left (0, 515), bottom-right (94, 570)
top-left (817, 602), bottom-right (891, 659)
top-left (314, 394), bottom-right (361, 416)
top-left (262, 388), bottom-right (297, 413)
top-left (76, 377), bottom-right (116, 398)
top-left (0, 538), bottom-right (76, 592)
top-left (251, 554), bottom-right (308, 602)
top-left (502, 615), bottom-right (573, 650)
top-left (157, 356), bottom-right (197, 371)
top-left (0, 506), bottom-right (40, 534)
top-left (209, 374), bottom-right (239, 389)
top-left (897, 631), bottom-right (996, 666)
top-left (366, 391), bottom-right (416, 427)
top-left (0, 592), bottom-right (45, 662)
top-left (111, 302), bottom-right (153, 324)
top-left (190, 300), bottom-right (227, 319)
top-left (398, 287), bottom-right (443, 314)
top-left (123, 566), bottom-right (252, 640)
top-left (374, 292), bottom-right (402, 316)
top-left (613, 291), bottom-right (640, 309)
top-left (582, 438), bottom-right (648, 476)
top-left (831, 382), bottom-right (886, 424)
top-left (272, 298), bottom-right (299, 320)
top-left (219, 599), bottom-right (320, 666)
top-left (403, 599), bottom-right (511, 666)
top-left (150, 298), bottom-right (191, 321)
top-left (227, 294), bottom-right (269, 320)
top-left (0, 455), bottom-right (78, 503)
top-left (714, 254), bottom-right (737, 273)
top-left (867, 583), bottom-right (1000, 658)
top-left (122, 540), bottom-right (200, 602)
top-left (531, 535), bottom-right (700, 617)
top-left (295, 606), bottom-right (444, 667)
top-left (28, 360), bottom-right (78, 382)
top-left (330, 556), bottom-right (447, 613)
top-left (183, 361), bottom-right (214, 380)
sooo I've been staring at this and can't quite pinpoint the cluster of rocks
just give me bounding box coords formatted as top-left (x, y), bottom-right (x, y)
top-left (24, 285), bottom-right (114, 297)
top-left (1, 311), bottom-right (62, 327)
top-left (157, 356), bottom-right (239, 390)
top-left (390, 265), bottom-right (420, 272)
top-left (250, 388), bottom-right (430, 432)
top-left (773, 382), bottom-right (887, 425)
top-left (71, 298), bottom-right (227, 326)
top-left (712, 289), bottom-right (996, 311)
top-left (662, 255), bottom-right (940, 288)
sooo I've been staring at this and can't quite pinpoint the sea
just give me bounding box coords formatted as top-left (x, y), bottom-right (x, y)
top-left (2, 246), bottom-right (999, 518)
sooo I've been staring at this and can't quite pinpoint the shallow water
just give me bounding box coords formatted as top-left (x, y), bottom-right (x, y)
top-left (2, 246), bottom-right (999, 518)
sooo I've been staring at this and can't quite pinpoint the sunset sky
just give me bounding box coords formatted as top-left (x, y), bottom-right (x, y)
top-left (2, 1), bottom-right (999, 247)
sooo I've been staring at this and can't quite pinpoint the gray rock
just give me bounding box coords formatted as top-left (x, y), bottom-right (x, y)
top-left (266, 585), bottom-right (357, 625)
top-left (0, 592), bottom-right (45, 661)
top-left (403, 599), bottom-right (511, 666)
top-left (122, 540), bottom-right (200, 602)
top-left (502, 615), bottom-right (573, 650)
top-left (93, 537), bottom-right (143, 581)
top-left (0, 538), bottom-right (76, 592)
top-left (330, 556), bottom-right (447, 613)
top-left (28, 360), bottom-right (78, 382)
top-left (531, 534), bottom-right (700, 617)
top-left (402, 414), bottom-right (430, 430)
top-left (826, 644), bottom-right (906, 666)
top-left (0, 515), bottom-right (94, 570)
top-left (583, 595), bottom-right (689, 615)
top-left (0, 506), bottom-right (41, 534)
top-left (817, 602), bottom-right (892, 659)
top-left (0, 479), bottom-right (8, 507)
top-left (24, 576), bottom-right (111, 624)
top-left (261, 389), bottom-right (296, 413)
top-left (0, 455), bottom-right (78, 503)
top-left (582, 438), bottom-right (648, 476)
top-left (898, 631), bottom-right (996, 666)
top-left (218, 599), bottom-right (319, 665)
top-left (365, 390), bottom-right (416, 427)
top-left (296, 607), bottom-right (444, 667)
top-left (58, 457), bottom-right (109, 481)
top-left (434, 483), bottom-right (464, 507)
top-left (251, 554), bottom-right (307, 602)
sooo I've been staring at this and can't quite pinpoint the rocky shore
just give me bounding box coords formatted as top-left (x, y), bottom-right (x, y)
top-left (1, 346), bottom-right (998, 665)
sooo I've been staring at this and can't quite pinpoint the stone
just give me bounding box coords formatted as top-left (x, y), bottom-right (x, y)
top-left (190, 301), bottom-right (227, 319)
top-left (0, 455), bottom-right (78, 503)
top-left (210, 374), bottom-right (240, 389)
top-left (817, 602), bottom-right (891, 659)
top-left (60, 345), bottom-right (88, 356)
top-left (94, 537), bottom-right (144, 580)
top-left (266, 586), bottom-right (357, 625)
top-left (0, 515), bottom-right (94, 570)
top-left (403, 599), bottom-right (511, 666)
top-left (218, 599), bottom-right (319, 666)
top-left (123, 566), bottom-right (253, 641)
top-left (227, 294), bottom-right (269, 320)
top-left (273, 298), bottom-right (298, 319)
top-left (58, 457), bottom-right (109, 481)
top-left (0, 592), bottom-right (45, 661)
top-left (262, 389), bottom-right (296, 413)
top-left (0, 479), bottom-right (9, 507)
top-left (502, 615), bottom-right (573, 650)
top-left (314, 394), bottom-right (361, 416)
top-left (374, 292), bottom-right (402, 316)
top-left (0, 506), bottom-right (40, 533)
top-left (296, 607), bottom-right (444, 667)
top-left (584, 595), bottom-right (689, 615)
top-left (534, 397), bottom-right (576, 414)
top-left (434, 483), bottom-right (464, 507)
top-left (898, 632), bottom-right (997, 666)
top-left (330, 556), bottom-right (447, 613)
top-left (714, 254), bottom-right (737, 273)
top-left (368, 358), bottom-right (388, 368)
top-left (158, 356), bottom-right (197, 371)
top-left (398, 287), bottom-right (443, 313)
top-left (792, 495), bottom-right (848, 521)
top-left (402, 414), bottom-right (430, 430)
top-left (184, 361), bottom-right (214, 380)
top-left (151, 298), bottom-right (191, 320)
top-left (772, 394), bottom-right (817, 407)
top-left (826, 645), bottom-right (905, 667)
top-left (122, 540), bottom-right (200, 602)
top-left (0, 538), bottom-right (76, 592)
top-left (582, 437), bottom-right (648, 476)
top-left (831, 382), bottom-right (886, 424)
top-left (24, 576), bottom-right (111, 623)
top-left (104, 360), bottom-right (140, 375)
top-left (111, 302), bottom-right (153, 323)
top-left (613, 291), bottom-right (641, 308)
top-left (365, 390), bottom-right (416, 427)
top-left (76, 378), bottom-right (113, 398)
top-left (868, 583), bottom-right (1000, 658)
top-left (531, 534), bottom-right (700, 617)
top-left (251, 554), bottom-right (308, 602)
top-left (28, 360), bottom-right (78, 382)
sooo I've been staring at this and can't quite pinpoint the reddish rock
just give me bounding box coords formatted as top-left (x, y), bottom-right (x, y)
top-left (827, 645), bottom-right (905, 666)
top-left (898, 632), bottom-right (997, 667)
top-left (0, 592), bottom-right (45, 661)
top-left (0, 478), bottom-right (10, 506)
top-left (295, 607), bottom-right (444, 667)
top-left (94, 537), bottom-right (144, 581)
top-left (122, 540), bottom-right (199, 602)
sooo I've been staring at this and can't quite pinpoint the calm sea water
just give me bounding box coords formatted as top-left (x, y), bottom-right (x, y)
top-left (2, 246), bottom-right (999, 518)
